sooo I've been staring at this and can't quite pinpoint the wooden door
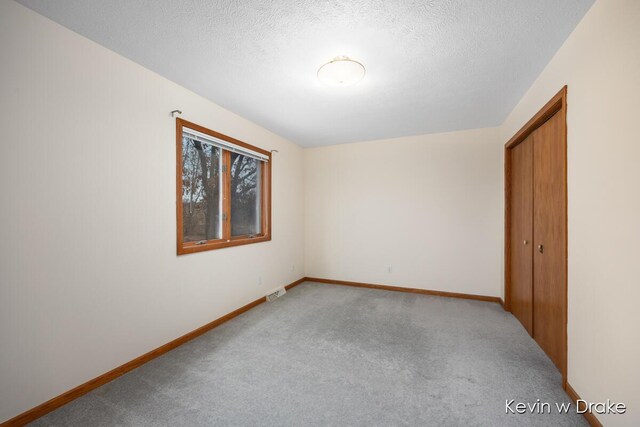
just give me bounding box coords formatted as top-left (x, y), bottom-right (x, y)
top-left (509, 135), bottom-right (534, 335)
top-left (532, 111), bottom-right (567, 373)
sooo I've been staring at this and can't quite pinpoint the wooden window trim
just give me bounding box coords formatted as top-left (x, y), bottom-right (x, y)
top-left (176, 118), bottom-right (271, 255)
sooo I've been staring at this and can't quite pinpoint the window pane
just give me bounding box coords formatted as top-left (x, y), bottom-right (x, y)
top-left (182, 137), bottom-right (221, 242)
top-left (230, 153), bottom-right (261, 236)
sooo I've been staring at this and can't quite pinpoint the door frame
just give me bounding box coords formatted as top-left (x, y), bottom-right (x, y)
top-left (504, 86), bottom-right (568, 386)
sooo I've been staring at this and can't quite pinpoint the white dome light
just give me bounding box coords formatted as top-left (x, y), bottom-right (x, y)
top-left (317, 56), bottom-right (365, 87)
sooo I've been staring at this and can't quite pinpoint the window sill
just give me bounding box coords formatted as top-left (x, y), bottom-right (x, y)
top-left (178, 234), bottom-right (271, 255)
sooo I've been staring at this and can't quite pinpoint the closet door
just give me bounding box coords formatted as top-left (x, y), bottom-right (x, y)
top-left (532, 111), bottom-right (567, 372)
top-left (509, 135), bottom-right (534, 335)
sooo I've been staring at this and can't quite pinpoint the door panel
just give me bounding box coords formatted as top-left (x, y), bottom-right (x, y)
top-left (509, 135), bottom-right (534, 335)
top-left (533, 111), bottom-right (567, 372)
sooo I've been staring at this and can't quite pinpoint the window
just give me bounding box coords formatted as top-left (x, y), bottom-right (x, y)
top-left (176, 119), bottom-right (271, 254)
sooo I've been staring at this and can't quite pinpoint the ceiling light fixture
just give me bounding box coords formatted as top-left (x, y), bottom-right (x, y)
top-left (317, 56), bottom-right (365, 87)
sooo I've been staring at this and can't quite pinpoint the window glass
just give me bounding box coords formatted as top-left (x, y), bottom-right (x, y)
top-left (230, 152), bottom-right (261, 236)
top-left (181, 137), bottom-right (221, 242)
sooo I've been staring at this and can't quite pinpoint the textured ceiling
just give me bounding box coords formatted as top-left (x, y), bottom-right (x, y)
top-left (17, 0), bottom-right (594, 147)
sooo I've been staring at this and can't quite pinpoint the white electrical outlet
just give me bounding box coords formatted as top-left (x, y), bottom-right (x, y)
top-left (292, 263), bottom-right (296, 272)
top-left (388, 266), bottom-right (393, 274)
top-left (258, 276), bottom-right (263, 286)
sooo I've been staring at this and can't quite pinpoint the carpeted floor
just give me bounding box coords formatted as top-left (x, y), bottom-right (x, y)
top-left (31, 282), bottom-right (587, 426)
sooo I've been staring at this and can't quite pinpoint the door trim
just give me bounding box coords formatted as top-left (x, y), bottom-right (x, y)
top-left (504, 86), bottom-right (568, 386)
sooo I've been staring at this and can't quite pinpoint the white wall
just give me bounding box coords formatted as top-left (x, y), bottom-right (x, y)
top-left (499, 0), bottom-right (640, 425)
top-left (0, 1), bottom-right (304, 422)
top-left (304, 128), bottom-right (503, 297)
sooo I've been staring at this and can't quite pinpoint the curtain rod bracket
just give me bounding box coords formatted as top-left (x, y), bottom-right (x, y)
top-left (171, 110), bottom-right (182, 117)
